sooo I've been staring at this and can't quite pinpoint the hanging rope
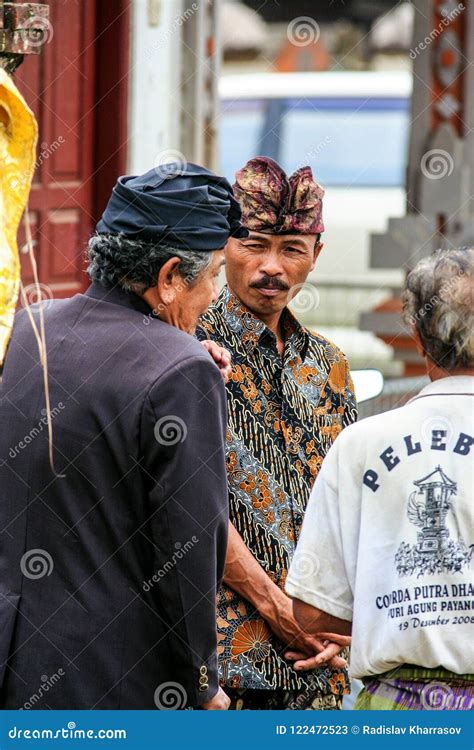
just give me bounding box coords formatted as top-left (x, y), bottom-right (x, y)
top-left (20, 208), bottom-right (65, 478)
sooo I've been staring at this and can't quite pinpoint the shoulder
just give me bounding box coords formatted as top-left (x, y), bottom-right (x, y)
top-left (155, 320), bottom-right (211, 356)
top-left (15, 294), bottom-right (83, 323)
top-left (9, 296), bottom-right (85, 345)
top-left (305, 328), bottom-right (350, 367)
top-left (145, 348), bottom-right (225, 415)
top-left (196, 300), bottom-right (234, 348)
top-left (146, 322), bottom-right (223, 384)
top-left (333, 402), bottom-right (409, 449)
top-left (147, 323), bottom-right (225, 387)
top-left (303, 329), bottom-right (355, 407)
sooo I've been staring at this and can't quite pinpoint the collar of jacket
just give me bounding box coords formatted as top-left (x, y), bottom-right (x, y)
top-left (213, 284), bottom-right (310, 360)
top-left (84, 282), bottom-right (154, 317)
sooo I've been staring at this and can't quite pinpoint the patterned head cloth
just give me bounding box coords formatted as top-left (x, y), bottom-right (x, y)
top-left (233, 156), bottom-right (324, 235)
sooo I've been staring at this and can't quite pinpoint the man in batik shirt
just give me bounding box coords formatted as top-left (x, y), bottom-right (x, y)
top-left (196, 157), bottom-right (357, 710)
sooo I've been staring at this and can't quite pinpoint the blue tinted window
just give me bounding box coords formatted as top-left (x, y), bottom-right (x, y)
top-left (279, 97), bottom-right (409, 187)
top-left (220, 96), bottom-right (409, 187)
top-left (219, 100), bottom-right (265, 181)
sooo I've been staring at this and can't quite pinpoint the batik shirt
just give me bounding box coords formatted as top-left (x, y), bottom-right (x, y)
top-left (196, 286), bottom-right (357, 695)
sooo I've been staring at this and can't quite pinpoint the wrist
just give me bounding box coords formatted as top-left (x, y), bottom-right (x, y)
top-left (257, 580), bottom-right (288, 622)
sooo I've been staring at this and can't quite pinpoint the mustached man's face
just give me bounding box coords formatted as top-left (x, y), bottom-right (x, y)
top-left (224, 231), bottom-right (322, 319)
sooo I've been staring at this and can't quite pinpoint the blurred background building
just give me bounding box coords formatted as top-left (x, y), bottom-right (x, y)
top-left (4, 0), bottom-right (472, 405)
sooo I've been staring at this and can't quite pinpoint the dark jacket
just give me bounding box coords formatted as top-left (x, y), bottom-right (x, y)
top-left (0, 282), bottom-right (228, 709)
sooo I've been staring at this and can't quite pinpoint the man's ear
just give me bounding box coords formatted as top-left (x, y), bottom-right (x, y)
top-left (310, 241), bottom-right (324, 272)
top-left (411, 323), bottom-right (426, 358)
top-left (157, 256), bottom-right (181, 305)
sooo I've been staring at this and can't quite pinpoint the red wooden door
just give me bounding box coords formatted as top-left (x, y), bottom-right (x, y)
top-left (12, 0), bottom-right (129, 300)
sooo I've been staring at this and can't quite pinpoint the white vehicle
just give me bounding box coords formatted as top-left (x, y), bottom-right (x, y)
top-left (219, 71), bottom-right (412, 370)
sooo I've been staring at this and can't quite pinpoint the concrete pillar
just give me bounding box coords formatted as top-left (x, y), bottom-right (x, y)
top-left (129, 0), bottom-right (220, 175)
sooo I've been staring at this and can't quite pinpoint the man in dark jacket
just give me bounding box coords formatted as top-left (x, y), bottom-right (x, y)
top-left (0, 163), bottom-right (246, 709)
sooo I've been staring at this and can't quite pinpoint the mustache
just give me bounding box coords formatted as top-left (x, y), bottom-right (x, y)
top-left (250, 276), bottom-right (289, 291)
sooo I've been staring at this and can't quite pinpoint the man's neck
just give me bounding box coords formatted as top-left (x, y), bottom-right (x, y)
top-left (427, 362), bottom-right (474, 381)
top-left (260, 311), bottom-right (284, 340)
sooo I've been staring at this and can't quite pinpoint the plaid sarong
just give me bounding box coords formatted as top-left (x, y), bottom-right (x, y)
top-left (355, 665), bottom-right (474, 710)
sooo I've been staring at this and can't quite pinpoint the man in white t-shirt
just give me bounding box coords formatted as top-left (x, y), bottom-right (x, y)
top-left (285, 247), bottom-right (474, 710)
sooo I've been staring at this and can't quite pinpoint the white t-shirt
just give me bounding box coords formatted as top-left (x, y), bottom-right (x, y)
top-left (286, 376), bottom-right (474, 679)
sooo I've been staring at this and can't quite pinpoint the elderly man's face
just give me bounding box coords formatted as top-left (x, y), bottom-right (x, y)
top-left (152, 250), bottom-right (225, 335)
top-left (224, 231), bottom-right (321, 318)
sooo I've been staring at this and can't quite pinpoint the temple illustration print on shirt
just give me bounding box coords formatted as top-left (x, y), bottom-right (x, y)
top-left (395, 466), bottom-right (474, 578)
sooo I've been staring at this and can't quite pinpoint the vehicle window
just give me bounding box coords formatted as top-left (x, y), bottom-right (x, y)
top-left (279, 97), bottom-right (409, 187)
top-left (220, 95), bottom-right (409, 187)
top-left (219, 100), bottom-right (265, 180)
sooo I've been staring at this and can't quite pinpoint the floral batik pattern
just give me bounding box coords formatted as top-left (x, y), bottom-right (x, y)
top-left (196, 286), bottom-right (357, 698)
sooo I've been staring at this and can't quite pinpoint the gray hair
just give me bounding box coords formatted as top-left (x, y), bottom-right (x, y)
top-left (402, 247), bottom-right (474, 370)
top-left (86, 233), bottom-right (213, 295)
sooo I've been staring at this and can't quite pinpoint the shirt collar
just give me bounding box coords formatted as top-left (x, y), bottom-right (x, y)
top-left (84, 282), bottom-right (153, 317)
top-left (410, 375), bottom-right (474, 402)
top-left (214, 285), bottom-right (310, 358)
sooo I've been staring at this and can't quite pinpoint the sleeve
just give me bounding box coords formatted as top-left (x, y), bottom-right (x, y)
top-left (141, 354), bottom-right (229, 707)
top-left (285, 440), bottom-right (354, 622)
top-left (342, 355), bottom-right (358, 428)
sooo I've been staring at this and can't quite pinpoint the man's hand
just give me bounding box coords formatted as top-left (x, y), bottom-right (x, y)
top-left (223, 524), bottom-right (347, 671)
top-left (284, 632), bottom-right (351, 672)
top-left (261, 590), bottom-right (347, 670)
top-left (201, 686), bottom-right (230, 710)
top-left (200, 340), bottom-right (232, 383)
